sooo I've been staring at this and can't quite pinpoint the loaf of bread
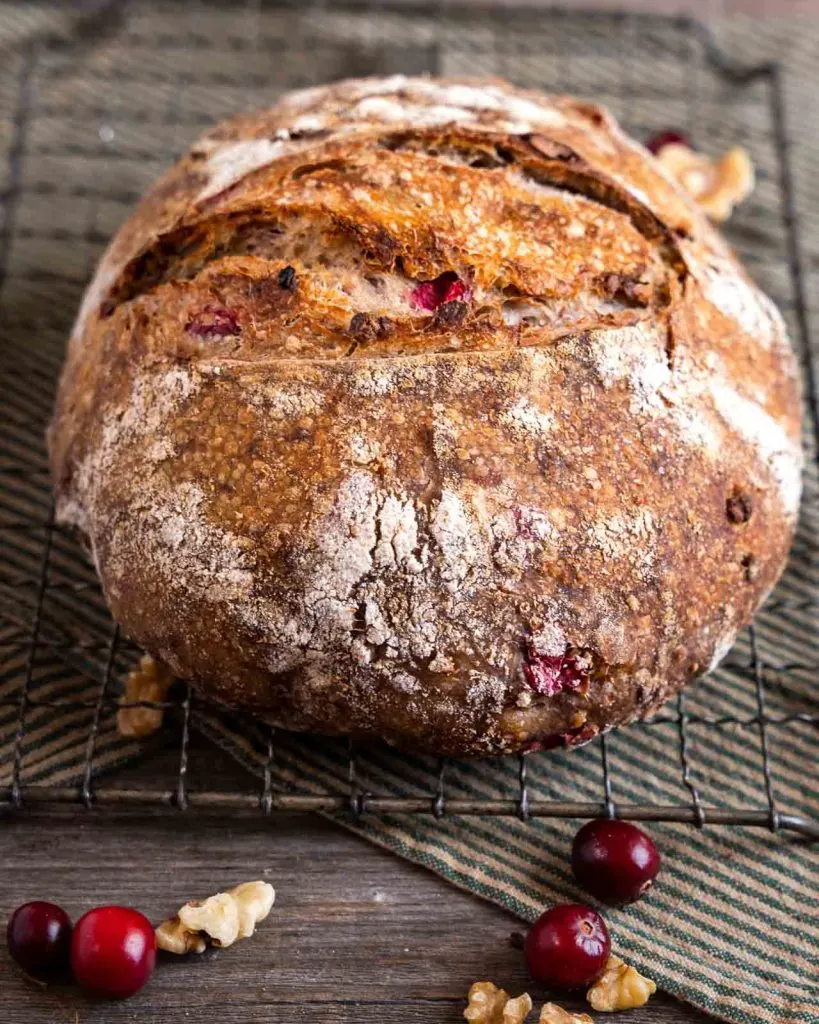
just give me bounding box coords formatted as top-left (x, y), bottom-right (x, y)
top-left (49, 77), bottom-right (802, 755)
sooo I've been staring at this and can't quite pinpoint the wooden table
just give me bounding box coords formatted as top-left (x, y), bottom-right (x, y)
top-left (0, 738), bottom-right (709, 1023)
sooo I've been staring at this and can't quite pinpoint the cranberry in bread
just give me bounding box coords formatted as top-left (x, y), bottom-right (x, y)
top-left (49, 77), bottom-right (802, 755)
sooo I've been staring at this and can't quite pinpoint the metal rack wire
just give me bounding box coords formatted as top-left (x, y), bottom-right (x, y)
top-left (0, 2), bottom-right (817, 839)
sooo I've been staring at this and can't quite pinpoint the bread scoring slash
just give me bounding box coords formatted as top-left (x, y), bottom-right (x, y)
top-left (48, 76), bottom-right (802, 755)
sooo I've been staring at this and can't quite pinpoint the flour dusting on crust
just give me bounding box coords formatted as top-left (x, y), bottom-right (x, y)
top-left (501, 397), bottom-right (554, 437)
top-left (709, 379), bottom-right (802, 517)
top-left (198, 139), bottom-right (289, 202)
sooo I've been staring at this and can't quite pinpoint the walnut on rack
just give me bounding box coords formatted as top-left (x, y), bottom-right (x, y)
top-left (654, 141), bottom-right (754, 222)
top-left (116, 655), bottom-right (174, 739)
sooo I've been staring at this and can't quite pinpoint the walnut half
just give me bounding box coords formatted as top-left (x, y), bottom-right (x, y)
top-left (587, 955), bottom-right (657, 1011)
top-left (539, 1004), bottom-right (593, 1024)
top-left (156, 881), bottom-right (275, 955)
top-left (117, 655), bottom-right (174, 738)
top-left (464, 982), bottom-right (533, 1024)
top-left (656, 142), bottom-right (754, 222)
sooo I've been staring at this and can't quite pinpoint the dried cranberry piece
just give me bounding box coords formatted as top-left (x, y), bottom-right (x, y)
top-left (410, 272), bottom-right (471, 311)
top-left (523, 721), bottom-right (598, 755)
top-left (645, 130), bottom-right (690, 155)
top-left (432, 300), bottom-right (468, 328)
top-left (523, 735), bottom-right (562, 755)
top-left (349, 312), bottom-right (394, 343)
top-left (441, 278), bottom-right (469, 304)
top-left (563, 722), bottom-right (599, 747)
top-left (522, 643), bottom-right (589, 697)
top-left (512, 508), bottom-right (532, 539)
top-left (410, 281), bottom-right (439, 311)
top-left (185, 304), bottom-right (240, 337)
top-left (278, 265), bottom-right (296, 289)
top-left (726, 490), bottom-right (753, 524)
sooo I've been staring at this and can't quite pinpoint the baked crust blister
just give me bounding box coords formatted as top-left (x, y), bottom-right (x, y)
top-left (49, 76), bottom-right (802, 755)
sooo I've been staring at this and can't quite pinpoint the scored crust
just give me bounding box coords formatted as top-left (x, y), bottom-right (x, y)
top-left (49, 76), bottom-right (803, 755)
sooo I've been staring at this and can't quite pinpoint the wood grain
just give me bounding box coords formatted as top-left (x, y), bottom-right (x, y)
top-left (0, 738), bottom-right (711, 1023)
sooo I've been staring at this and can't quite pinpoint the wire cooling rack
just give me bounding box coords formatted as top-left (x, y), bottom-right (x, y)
top-left (0, 2), bottom-right (817, 839)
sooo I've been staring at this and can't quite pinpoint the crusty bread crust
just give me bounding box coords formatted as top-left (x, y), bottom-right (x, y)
top-left (49, 77), bottom-right (802, 755)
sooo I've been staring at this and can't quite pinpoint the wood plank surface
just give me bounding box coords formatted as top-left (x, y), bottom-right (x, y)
top-left (0, 738), bottom-right (710, 1023)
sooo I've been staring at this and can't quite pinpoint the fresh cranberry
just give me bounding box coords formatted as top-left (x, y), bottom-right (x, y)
top-left (184, 304), bottom-right (240, 337)
top-left (410, 272), bottom-right (471, 311)
top-left (71, 907), bottom-right (156, 999)
top-left (525, 904), bottom-right (610, 989)
top-left (645, 130), bottom-right (690, 155)
top-left (572, 819), bottom-right (661, 905)
top-left (523, 643), bottom-right (589, 697)
top-left (7, 901), bottom-right (72, 980)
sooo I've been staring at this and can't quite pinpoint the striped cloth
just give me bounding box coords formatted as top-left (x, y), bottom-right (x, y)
top-left (0, 4), bottom-right (817, 1023)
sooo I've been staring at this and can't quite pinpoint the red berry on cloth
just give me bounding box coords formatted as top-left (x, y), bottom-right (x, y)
top-left (572, 819), bottom-right (661, 905)
top-left (7, 901), bottom-right (72, 980)
top-left (70, 906), bottom-right (156, 999)
top-left (525, 904), bottom-right (611, 989)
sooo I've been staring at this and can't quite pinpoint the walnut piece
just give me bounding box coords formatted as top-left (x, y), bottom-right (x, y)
top-left (464, 982), bottom-right (533, 1024)
top-left (587, 955), bottom-right (657, 1011)
top-left (156, 881), bottom-right (275, 955)
top-left (116, 655), bottom-right (174, 738)
top-left (539, 1004), bottom-right (594, 1024)
top-left (656, 142), bottom-right (754, 222)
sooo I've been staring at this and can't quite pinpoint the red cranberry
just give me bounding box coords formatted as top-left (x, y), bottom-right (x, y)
top-left (71, 907), bottom-right (156, 999)
top-left (525, 904), bottom-right (610, 989)
top-left (523, 643), bottom-right (589, 697)
top-left (410, 272), bottom-right (471, 311)
top-left (572, 819), bottom-right (661, 905)
top-left (645, 130), bottom-right (690, 155)
top-left (7, 901), bottom-right (72, 980)
top-left (184, 304), bottom-right (240, 337)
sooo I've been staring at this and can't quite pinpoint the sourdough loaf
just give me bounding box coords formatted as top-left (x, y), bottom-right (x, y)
top-left (49, 77), bottom-right (802, 755)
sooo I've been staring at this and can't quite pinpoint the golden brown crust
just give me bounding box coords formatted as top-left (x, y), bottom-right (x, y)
top-left (49, 77), bottom-right (802, 755)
